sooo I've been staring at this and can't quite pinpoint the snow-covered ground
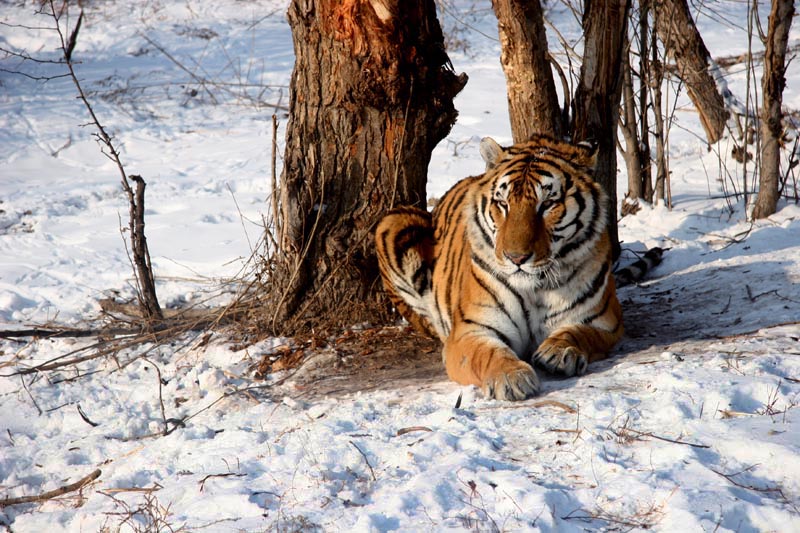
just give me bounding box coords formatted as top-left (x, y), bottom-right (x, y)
top-left (1, 1), bottom-right (799, 531)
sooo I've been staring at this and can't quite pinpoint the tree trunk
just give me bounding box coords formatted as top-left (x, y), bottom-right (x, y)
top-left (752, 0), bottom-right (794, 220)
top-left (620, 37), bottom-right (650, 203)
top-left (638, 1), bottom-right (653, 202)
top-left (650, 4), bottom-right (669, 207)
top-left (491, 0), bottom-right (563, 141)
top-left (571, 0), bottom-right (630, 260)
top-left (654, 0), bottom-right (729, 144)
top-left (621, 45), bottom-right (643, 200)
top-left (271, 0), bottom-right (466, 333)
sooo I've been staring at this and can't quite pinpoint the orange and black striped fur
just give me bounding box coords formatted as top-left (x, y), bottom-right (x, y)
top-left (376, 135), bottom-right (622, 401)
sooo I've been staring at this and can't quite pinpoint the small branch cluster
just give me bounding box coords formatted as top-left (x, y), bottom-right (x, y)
top-left (100, 491), bottom-right (185, 533)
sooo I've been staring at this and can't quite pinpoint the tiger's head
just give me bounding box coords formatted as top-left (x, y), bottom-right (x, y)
top-left (475, 135), bottom-right (606, 282)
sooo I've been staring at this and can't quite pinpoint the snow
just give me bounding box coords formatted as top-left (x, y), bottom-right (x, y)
top-left (1, 1), bottom-right (799, 531)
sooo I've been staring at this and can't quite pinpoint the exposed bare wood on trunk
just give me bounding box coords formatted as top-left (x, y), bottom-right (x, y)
top-left (491, 0), bottom-right (563, 141)
top-left (571, 0), bottom-right (630, 260)
top-left (752, 0), bottom-right (794, 219)
top-left (271, 0), bottom-right (466, 333)
top-left (654, 0), bottom-right (729, 144)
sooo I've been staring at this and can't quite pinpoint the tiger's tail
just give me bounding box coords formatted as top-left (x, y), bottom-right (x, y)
top-left (375, 206), bottom-right (438, 337)
top-left (614, 247), bottom-right (664, 287)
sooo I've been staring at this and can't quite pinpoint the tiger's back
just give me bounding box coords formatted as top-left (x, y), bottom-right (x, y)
top-left (376, 135), bottom-right (623, 400)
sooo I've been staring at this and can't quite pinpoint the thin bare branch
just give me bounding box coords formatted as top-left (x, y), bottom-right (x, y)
top-left (0, 469), bottom-right (101, 507)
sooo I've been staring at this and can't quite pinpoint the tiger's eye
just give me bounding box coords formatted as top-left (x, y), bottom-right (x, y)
top-left (539, 199), bottom-right (555, 214)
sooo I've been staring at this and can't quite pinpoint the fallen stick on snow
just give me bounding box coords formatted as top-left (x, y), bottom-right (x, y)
top-left (99, 484), bottom-right (162, 495)
top-left (625, 428), bottom-right (710, 449)
top-left (396, 426), bottom-right (433, 436)
top-left (477, 399), bottom-right (577, 413)
top-left (0, 469), bottom-right (101, 507)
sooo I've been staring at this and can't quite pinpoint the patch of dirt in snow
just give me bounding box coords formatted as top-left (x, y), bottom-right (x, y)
top-left (263, 326), bottom-right (446, 400)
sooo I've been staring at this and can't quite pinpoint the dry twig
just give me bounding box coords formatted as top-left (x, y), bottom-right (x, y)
top-left (396, 426), bottom-right (433, 436)
top-left (349, 441), bottom-right (376, 481)
top-left (198, 473), bottom-right (247, 492)
top-left (624, 428), bottom-right (710, 449)
top-left (0, 469), bottom-right (101, 507)
top-left (711, 465), bottom-right (797, 510)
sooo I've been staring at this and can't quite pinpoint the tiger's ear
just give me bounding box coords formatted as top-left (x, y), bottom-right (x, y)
top-left (479, 137), bottom-right (505, 170)
top-left (575, 138), bottom-right (599, 170)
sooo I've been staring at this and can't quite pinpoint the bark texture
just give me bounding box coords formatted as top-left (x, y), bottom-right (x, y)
top-left (571, 0), bottom-right (630, 260)
top-left (654, 0), bottom-right (729, 144)
top-left (752, 0), bottom-right (794, 219)
top-left (271, 0), bottom-right (466, 333)
top-left (491, 0), bottom-right (563, 141)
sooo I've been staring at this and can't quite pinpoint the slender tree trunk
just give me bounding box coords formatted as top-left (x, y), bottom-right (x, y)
top-left (650, 4), bottom-right (669, 206)
top-left (638, 1), bottom-right (653, 201)
top-left (752, 0), bottom-right (794, 219)
top-left (621, 43), bottom-right (645, 201)
top-left (491, 0), bottom-right (563, 141)
top-left (651, 60), bottom-right (669, 206)
top-left (571, 0), bottom-right (630, 260)
top-left (654, 0), bottom-right (729, 144)
top-left (620, 10), bottom-right (652, 205)
top-left (270, 0), bottom-right (466, 333)
top-left (128, 176), bottom-right (163, 321)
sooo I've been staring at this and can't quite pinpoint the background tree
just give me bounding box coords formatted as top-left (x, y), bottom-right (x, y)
top-left (491, 0), bottom-right (630, 259)
top-left (620, 19), bottom-right (653, 204)
top-left (491, 0), bottom-right (563, 140)
top-left (752, 0), bottom-right (795, 219)
top-left (571, 0), bottom-right (630, 260)
top-left (619, 0), bottom-right (670, 208)
top-left (267, 0), bottom-right (466, 334)
top-left (653, 0), bottom-right (730, 145)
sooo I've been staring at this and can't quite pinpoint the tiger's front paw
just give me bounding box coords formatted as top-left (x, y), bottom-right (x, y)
top-left (482, 359), bottom-right (540, 401)
top-left (533, 341), bottom-right (588, 377)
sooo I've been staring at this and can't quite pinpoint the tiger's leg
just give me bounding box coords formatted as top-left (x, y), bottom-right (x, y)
top-left (535, 265), bottom-right (624, 376)
top-left (375, 207), bottom-right (437, 337)
top-left (443, 330), bottom-right (540, 401)
top-left (533, 323), bottom-right (623, 377)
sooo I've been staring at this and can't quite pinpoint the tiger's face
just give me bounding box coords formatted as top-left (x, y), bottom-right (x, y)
top-left (478, 136), bottom-right (603, 282)
top-left (488, 172), bottom-right (563, 276)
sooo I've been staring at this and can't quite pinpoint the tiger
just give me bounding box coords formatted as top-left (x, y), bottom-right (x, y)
top-left (375, 134), bottom-right (623, 401)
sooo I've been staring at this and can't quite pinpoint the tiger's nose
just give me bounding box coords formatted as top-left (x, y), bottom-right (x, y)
top-left (504, 251), bottom-right (532, 265)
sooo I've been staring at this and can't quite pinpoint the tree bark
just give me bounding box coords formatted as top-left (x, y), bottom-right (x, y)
top-left (491, 0), bottom-right (563, 141)
top-left (571, 0), bottom-right (630, 260)
top-left (128, 175), bottom-right (163, 322)
top-left (270, 0), bottom-right (466, 333)
top-left (654, 0), bottom-right (729, 144)
top-left (752, 0), bottom-right (794, 219)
